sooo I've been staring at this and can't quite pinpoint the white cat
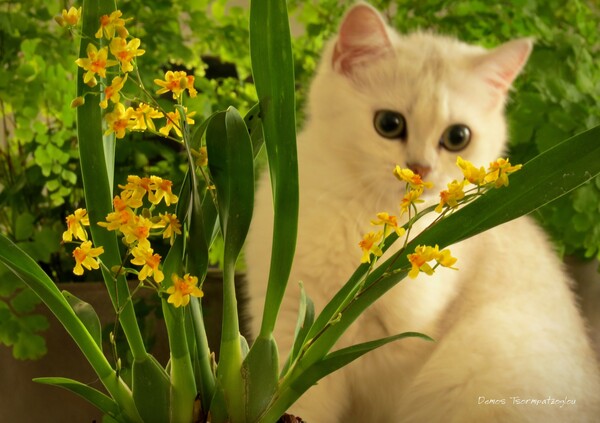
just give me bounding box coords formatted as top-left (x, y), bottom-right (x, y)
top-left (245, 3), bottom-right (600, 422)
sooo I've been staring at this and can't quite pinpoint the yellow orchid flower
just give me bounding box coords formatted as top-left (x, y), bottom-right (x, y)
top-left (148, 176), bottom-right (178, 206)
top-left (371, 212), bottom-right (406, 237)
top-left (109, 37), bottom-right (145, 73)
top-left (130, 245), bottom-right (164, 283)
top-left (75, 44), bottom-right (118, 87)
top-left (167, 273), bottom-right (204, 308)
top-left (456, 156), bottom-right (487, 186)
top-left (393, 166), bottom-right (433, 189)
top-left (408, 245), bottom-right (457, 279)
top-left (154, 70), bottom-right (197, 99)
top-left (131, 103), bottom-right (163, 131)
top-left (100, 75), bottom-right (127, 109)
top-left (73, 241), bottom-right (104, 275)
top-left (435, 179), bottom-right (468, 213)
top-left (63, 208), bottom-right (90, 242)
top-left (359, 231), bottom-right (384, 263)
top-left (95, 10), bottom-right (130, 39)
top-left (159, 108), bottom-right (195, 138)
top-left (104, 102), bottom-right (134, 139)
top-left (486, 158), bottom-right (523, 188)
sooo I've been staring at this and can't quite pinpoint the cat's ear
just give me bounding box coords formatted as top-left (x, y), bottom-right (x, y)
top-left (474, 38), bottom-right (533, 93)
top-left (332, 3), bottom-right (393, 75)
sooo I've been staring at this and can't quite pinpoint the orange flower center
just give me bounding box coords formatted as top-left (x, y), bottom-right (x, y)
top-left (91, 59), bottom-right (106, 72)
top-left (146, 254), bottom-right (161, 269)
top-left (113, 118), bottom-right (129, 131)
top-left (73, 248), bottom-right (87, 263)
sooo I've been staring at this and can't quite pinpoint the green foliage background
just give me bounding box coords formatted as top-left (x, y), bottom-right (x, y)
top-left (0, 0), bottom-right (598, 360)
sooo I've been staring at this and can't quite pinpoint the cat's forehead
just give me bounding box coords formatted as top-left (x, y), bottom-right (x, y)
top-left (352, 32), bottom-right (484, 113)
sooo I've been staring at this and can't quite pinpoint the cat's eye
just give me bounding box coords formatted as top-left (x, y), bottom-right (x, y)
top-left (373, 110), bottom-right (407, 140)
top-left (440, 124), bottom-right (471, 151)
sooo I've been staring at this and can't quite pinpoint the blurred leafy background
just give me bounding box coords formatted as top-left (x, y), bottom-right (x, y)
top-left (0, 0), bottom-right (598, 360)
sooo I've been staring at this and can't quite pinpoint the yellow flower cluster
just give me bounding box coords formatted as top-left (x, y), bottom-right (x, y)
top-left (62, 176), bottom-right (200, 306)
top-left (407, 245), bottom-right (457, 279)
top-left (63, 7), bottom-right (207, 307)
top-left (71, 9), bottom-right (198, 139)
top-left (359, 156), bottom-right (522, 278)
top-left (61, 208), bottom-right (105, 276)
top-left (62, 176), bottom-right (191, 304)
top-left (436, 157), bottom-right (522, 213)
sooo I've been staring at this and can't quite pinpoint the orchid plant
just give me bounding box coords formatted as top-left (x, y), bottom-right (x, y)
top-left (1, 1), bottom-right (599, 422)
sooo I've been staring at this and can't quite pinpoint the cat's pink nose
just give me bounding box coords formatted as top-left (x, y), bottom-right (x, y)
top-left (407, 163), bottom-right (431, 179)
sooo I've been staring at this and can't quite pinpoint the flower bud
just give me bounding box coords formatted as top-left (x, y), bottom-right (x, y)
top-left (179, 76), bottom-right (188, 90)
top-left (54, 15), bottom-right (66, 27)
top-left (70, 96), bottom-right (85, 108)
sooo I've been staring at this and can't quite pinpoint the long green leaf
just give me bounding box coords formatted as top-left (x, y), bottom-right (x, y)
top-left (281, 282), bottom-right (315, 376)
top-left (77, 0), bottom-right (146, 361)
top-left (34, 377), bottom-right (122, 419)
top-left (250, 0), bottom-right (299, 338)
top-left (207, 108), bottom-right (255, 266)
top-left (207, 107), bottom-right (254, 422)
top-left (299, 125), bottom-right (600, 372)
top-left (263, 332), bottom-right (432, 422)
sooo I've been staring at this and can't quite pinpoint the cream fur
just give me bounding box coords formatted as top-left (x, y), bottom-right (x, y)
top-left (245, 3), bottom-right (600, 422)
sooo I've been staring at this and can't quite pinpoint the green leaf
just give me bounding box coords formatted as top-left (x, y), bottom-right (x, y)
top-left (299, 124), bottom-right (600, 376)
top-left (62, 290), bottom-right (102, 350)
top-left (292, 332), bottom-right (432, 396)
top-left (61, 169), bottom-right (78, 185)
top-left (14, 212), bottom-right (35, 241)
top-left (13, 332), bottom-right (47, 360)
top-left (0, 312), bottom-right (19, 346)
top-left (10, 287), bottom-right (41, 313)
top-left (242, 335), bottom-right (279, 422)
top-left (77, 0), bottom-right (147, 362)
top-left (206, 108), bottom-right (255, 268)
top-left (206, 106), bottom-right (254, 422)
top-left (21, 314), bottom-right (49, 333)
top-left (263, 332), bottom-right (432, 423)
top-left (0, 264), bottom-right (22, 296)
top-left (281, 282), bottom-right (315, 376)
top-left (398, 125), bottom-right (600, 257)
top-left (34, 377), bottom-right (121, 419)
top-left (46, 178), bottom-right (60, 192)
top-left (250, 0), bottom-right (299, 338)
top-left (131, 354), bottom-right (171, 423)
top-left (244, 103), bottom-right (265, 158)
top-left (0, 232), bottom-right (140, 421)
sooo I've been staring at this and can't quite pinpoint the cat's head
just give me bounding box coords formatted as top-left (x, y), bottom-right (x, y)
top-left (305, 2), bottom-right (532, 203)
